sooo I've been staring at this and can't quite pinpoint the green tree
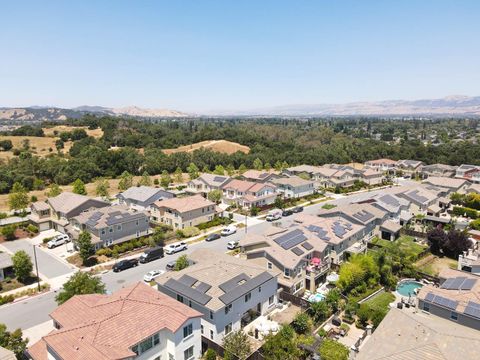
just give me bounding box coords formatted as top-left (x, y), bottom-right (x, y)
top-left (160, 170), bottom-right (171, 188)
top-left (95, 178), bottom-right (110, 199)
top-left (174, 167), bottom-right (183, 183)
top-left (274, 160), bottom-right (283, 171)
top-left (273, 196), bottom-right (285, 209)
top-left (281, 161), bottom-right (289, 170)
top-left (139, 171), bottom-right (152, 186)
top-left (207, 189), bottom-right (222, 203)
top-left (8, 182), bottom-right (29, 212)
top-left (12, 250), bottom-right (33, 283)
top-left (118, 171), bottom-right (134, 190)
top-left (214, 165), bottom-right (225, 175)
top-left (187, 163), bottom-right (199, 180)
top-left (318, 339), bottom-right (349, 360)
top-left (77, 231), bottom-right (95, 265)
top-left (55, 271), bottom-right (106, 305)
top-left (308, 300), bottom-right (330, 323)
top-left (262, 325), bottom-right (301, 360)
top-left (72, 178), bottom-right (87, 195)
top-left (253, 158), bottom-right (263, 170)
top-left (174, 255), bottom-right (189, 271)
top-left (202, 165), bottom-right (210, 173)
top-left (226, 164), bottom-right (235, 176)
top-left (151, 227), bottom-right (166, 247)
top-left (47, 183), bottom-right (62, 197)
top-left (1, 225), bottom-right (16, 241)
top-left (238, 164), bottom-right (247, 174)
top-left (0, 323), bottom-right (28, 359)
top-left (291, 312), bottom-right (312, 335)
top-left (203, 348), bottom-right (216, 360)
top-left (264, 162), bottom-right (271, 171)
top-left (223, 330), bottom-right (251, 360)
top-left (325, 288), bottom-right (341, 313)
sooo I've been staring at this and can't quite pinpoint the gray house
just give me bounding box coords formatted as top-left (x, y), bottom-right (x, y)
top-left (156, 249), bottom-right (279, 344)
top-left (271, 176), bottom-right (315, 198)
top-left (69, 205), bottom-right (150, 249)
top-left (117, 186), bottom-right (175, 211)
top-left (0, 253), bottom-right (13, 281)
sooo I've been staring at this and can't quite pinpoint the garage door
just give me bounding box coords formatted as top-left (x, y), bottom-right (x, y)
top-left (39, 222), bottom-right (51, 232)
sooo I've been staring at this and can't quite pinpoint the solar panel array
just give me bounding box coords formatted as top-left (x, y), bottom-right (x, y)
top-left (273, 229), bottom-right (308, 250)
top-left (352, 210), bottom-right (374, 223)
top-left (164, 279), bottom-right (212, 305)
top-left (301, 242), bottom-right (313, 250)
top-left (464, 301), bottom-right (480, 319)
top-left (219, 272), bottom-right (272, 304)
top-left (440, 277), bottom-right (477, 290)
top-left (332, 222), bottom-right (347, 238)
top-left (407, 190), bottom-right (429, 204)
top-left (424, 292), bottom-right (458, 310)
top-left (306, 225), bottom-right (330, 241)
top-left (291, 247), bottom-right (304, 256)
top-left (259, 173), bottom-right (269, 179)
top-left (213, 176), bottom-right (226, 183)
top-left (219, 273), bottom-right (250, 293)
top-left (380, 194), bottom-right (400, 207)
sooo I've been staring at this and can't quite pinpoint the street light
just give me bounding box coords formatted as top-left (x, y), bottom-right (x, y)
top-left (32, 244), bottom-right (41, 292)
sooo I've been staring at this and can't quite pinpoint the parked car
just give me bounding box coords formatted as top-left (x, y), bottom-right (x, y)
top-left (164, 242), bottom-right (188, 255)
top-left (139, 247), bottom-right (164, 263)
top-left (166, 260), bottom-right (176, 271)
top-left (266, 209), bottom-right (282, 222)
top-left (143, 269), bottom-right (165, 282)
top-left (47, 234), bottom-right (70, 249)
top-left (221, 225), bottom-right (237, 236)
top-left (112, 258), bottom-right (138, 272)
top-left (292, 206), bottom-right (304, 213)
top-left (282, 209), bottom-right (293, 217)
top-left (205, 233), bottom-right (221, 242)
top-left (227, 240), bottom-right (239, 250)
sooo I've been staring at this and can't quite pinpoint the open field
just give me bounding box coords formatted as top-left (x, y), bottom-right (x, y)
top-left (42, 126), bottom-right (104, 138)
top-left (163, 140), bottom-right (250, 155)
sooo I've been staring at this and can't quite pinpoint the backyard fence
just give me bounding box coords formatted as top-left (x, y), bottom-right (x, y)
top-left (400, 228), bottom-right (427, 238)
top-left (279, 290), bottom-right (310, 309)
top-left (202, 336), bottom-right (265, 360)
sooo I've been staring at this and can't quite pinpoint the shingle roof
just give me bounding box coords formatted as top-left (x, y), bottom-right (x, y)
top-left (365, 158), bottom-right (397, 165)
top-left (47, 192), bottom-right (109, 214)
top-left (72, 205), bottom-right (148, 230)
top-left (380, 220), bottom-right (402, 233)
top-left (195, 173), bottom-right (231, 187)
top-left (29, 282), bottom-right (201, 360)
top-left (242, 169), bottom-right (277, 181)
top-left (317, 203), bottom-right (386, 225)
top-left (273, 176), bottom-right (315, 187)
top-left (423, 176), bottom-right (467, 190)
top-left (117, 186), bottom-right (172, 203)
top-left (153, 194), bottom-right (215, 213)
top-left (0, 253), bottom-right (12, 269)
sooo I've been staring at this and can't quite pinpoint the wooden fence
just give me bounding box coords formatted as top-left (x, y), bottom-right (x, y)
top-left (400, 228), bottom-right (427, 238)
top-left (279, 290), bottom-right (310, 309)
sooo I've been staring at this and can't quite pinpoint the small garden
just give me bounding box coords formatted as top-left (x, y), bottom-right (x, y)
top-left (0, 222), bottom-right (39, 242)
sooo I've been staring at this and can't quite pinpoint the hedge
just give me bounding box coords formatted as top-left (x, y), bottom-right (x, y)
top-left (452, 206), bottom-right (478, 219)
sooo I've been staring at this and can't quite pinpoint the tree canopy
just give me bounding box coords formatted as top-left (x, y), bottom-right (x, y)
top-left (55, 271), bottom-right (106, 305)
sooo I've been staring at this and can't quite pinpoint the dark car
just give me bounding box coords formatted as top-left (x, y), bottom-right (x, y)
top-left (113, 258), bottom-right (138, 272)
top-left (139, 247), bottom-right (164, 264)
top-left (293, 206), bottom-right (304, 213)
top-left (282, 209), bottom-right (293, 216)
top-left (206, 233), bottom-right (221, 242)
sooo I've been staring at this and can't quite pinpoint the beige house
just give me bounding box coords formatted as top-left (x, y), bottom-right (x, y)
top-left (151, 195), bottom-right (219, 229)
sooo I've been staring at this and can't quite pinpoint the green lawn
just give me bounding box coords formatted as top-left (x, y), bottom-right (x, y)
top-left (371, 236), bottom-right (427, 259)
top-left (363, 292), bottom-right (395, 312)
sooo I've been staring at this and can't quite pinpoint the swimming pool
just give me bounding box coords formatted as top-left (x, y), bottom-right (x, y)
top-left (308, 293), bottom-right (325, 303)
top-left (397, 280), bottom-right (423, 297)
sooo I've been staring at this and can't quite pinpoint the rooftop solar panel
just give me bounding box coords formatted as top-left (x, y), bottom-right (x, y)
top-left (408, 190), bottom-right (429, 204)
top-left (291, 247), bottom-right (304, 256)
top-left (219, 273), bottom-right (250, 293)
top-left (332, 223), bottom-right (347, 238)
top-left (380, 194), bottom-right (400, 207)
top-left (219, 272), bottom-right (272, 305)
top-left (464, 306), bottom-right (480, 319)
top-left (451, 277), bottom-right (467, 289)
top-left (178, 274), bottom-right (197, 287)
top-left (441, 278), bottom-right (455, 289)
top-left (259, 173), bottom-right (268, 179)
top-left (468, 301), bottom-right (480, 309)
top-left (460, 278), bottom-right (477, 290)
top-left (164, 279), bottom-right (212, 305)
top-left (425, 292), bottom-right (435, 302)
top-left (195, 282), bottom-right (212, 294)
top-left (353, 210), bottom-right (374, 223)
top-left (301, 242), bottom-right (313, 250)
top-left (213, 176), bottom-right (226, 182)
top-left (273, 229), bottom-right (307, 250)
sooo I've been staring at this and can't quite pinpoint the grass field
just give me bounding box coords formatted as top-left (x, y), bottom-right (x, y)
top-left (414, 254), bottom-right (457, 276)
top-left (370, 236), bottom-right (427, 259)
top-left (42, 125), bottom-right (104, 138)
top-left (363, 292), bottom-right (395, 311)
top-left (163, 140), bottom-right (250, 155)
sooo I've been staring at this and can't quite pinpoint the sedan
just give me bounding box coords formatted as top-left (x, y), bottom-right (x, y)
top-left (293, 206), bottom-right (304, 213)
top-left (112, 258), bottom-right (138, 272)
top-left (205, 233), bottom-right (221, 242)
top-left (282, 209), bottom-right (293, 217)
top-left (143, 270), bottom-right (165, 282)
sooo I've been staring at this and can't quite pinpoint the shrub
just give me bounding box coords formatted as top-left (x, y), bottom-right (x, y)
top-left (203, 348), bottom-right (216, 360)
top-left (0, 294), bottom-right (15, 305)
top-left (27, 224), bottom-right (39, 233)
top-left (291, 312), bottom-right (312, 335)
top-left (1, 225), bottom-right (17, 241)
top-left (42, 237), bottom-right (53, 244)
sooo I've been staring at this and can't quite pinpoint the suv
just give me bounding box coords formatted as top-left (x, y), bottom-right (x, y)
top-left (282, 209), bottom-right (293, 217)
top-left (164, 242), bottom-right (188, 255)
top-left (221, 225), bottom-right (237, 236)
top-left (47, 234), bottom-right (70, 249)
top-left (227, 240), bottom-right (239, 250)
top-left (206, 233), bottom-right (221, 242)
top-left (166, 260), bottom-right (176, 271)
top-left (139, 247), bottom-right (164, 263)
top-left (112, 258), bottom-right (138, 272)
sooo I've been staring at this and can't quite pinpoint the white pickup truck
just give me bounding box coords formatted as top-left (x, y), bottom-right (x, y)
top-left (266, 209), bottom-right (282, 222)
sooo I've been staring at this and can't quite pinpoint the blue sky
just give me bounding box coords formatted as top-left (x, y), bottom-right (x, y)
top-left (1, 1), bottom-right (479, 112)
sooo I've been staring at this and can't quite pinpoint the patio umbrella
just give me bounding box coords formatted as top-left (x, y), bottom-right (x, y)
top-left (311, 257), bottom-right (321, 265)
top-left (327, 272), bottom-right (339, 283)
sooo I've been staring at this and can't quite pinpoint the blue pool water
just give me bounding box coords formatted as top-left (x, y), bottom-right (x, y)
top-left (397, 280), bottom-right (423, 297)
top-left (308, 293), bottom-right (325, 303)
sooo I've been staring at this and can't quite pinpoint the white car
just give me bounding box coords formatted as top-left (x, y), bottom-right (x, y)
top-left (164, 242), bottom-right (188, 255)
top-left (143, 270), bottom-right (165, 282)
top-left (227, 240), bottom-right (239, 250)
top-left (47, 234), bottom-right (70, 249)
top-left (221, 225), bottom-right (237, 236)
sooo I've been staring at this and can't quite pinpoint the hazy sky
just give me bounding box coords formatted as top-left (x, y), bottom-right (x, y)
top-left (1, 1), bottom-right (479, 112)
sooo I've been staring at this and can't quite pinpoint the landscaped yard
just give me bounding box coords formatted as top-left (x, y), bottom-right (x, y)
top-left (363, 292), bottom-right (395, 311)
top-left (414, 254), bottom-right (457, 276)
top-left (370, 236), bottom-right (427, 260)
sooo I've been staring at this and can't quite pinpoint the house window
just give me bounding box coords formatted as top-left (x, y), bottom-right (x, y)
top-left (116, 224), bottom-right (122, 231)
top-left (284, 268), bottom-right (291, 278)
top-left (210, 330), bottom-right (214, 340)
top-left (153, 333), bottom-right (160, 345)
top-left (109, 227), bottom-right (113, 233)
top-left (210, 311), bottom-right (214, 320)
top-left (101, 229), bottom-right (106, 235)
top-left (177, 294), bottom-right (184, 303)
top-left (225, 304), bottom-right (232, 314)
top-left (267, 262), bottom-right (273, 270)
top-left (201, 325), bottom-right (204, 334)
top-left (423, 302), bottom-right (430, 312)
top-left (188, 300), bottom-right (192, 308)
top-left (245, 292), bottom-right (252, 302)
top-left (224, 323), bottom-right (232, 335)
top-left (139, 336), bottom-right (153, 353)
top-left (184, 346), bottom-right (194, 360)
top-left (183, 323), bottom-right (193, 338)
top-left (259, 286), bottom-right (262, 293)
top-left (450, 311), bottom-right (458, 321)
top-left (269, 295), bottom-right (274, 305)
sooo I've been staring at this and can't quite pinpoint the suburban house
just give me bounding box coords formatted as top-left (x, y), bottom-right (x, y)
top-left (420, 163), bottom-right (457, 178)
top-left (357, 307), bottom-right (480, 360)
top-left (364, 158), bottom-right (397, 173)
top-left (458, 246), bottom-right (480, 276)
top-left (240, 169), bottom-right (280, 183)
top-left (221, 179), bottom-right (277, 209)
top-left (283, 165), bottom-right (326, 180)
top-left (156, 249), bottom-right (279, 345)
top-left (241, 215), bottom-right (366, 294)
top-left (29, 192), bottom-right (109, 233)
top-left (396, 159), bottom-right (425, 175)
top-left (455, 164), bottom-right (480, 183)
top-left (417, 268), bottom-right (480, 331)
top-left (357, 193), bottom-right (412, 226)
top-left (27, 282), bottom-right (203, 360)
top-left (151, 195), bottom-right (219, 229)
top-left (271, 176), bottom-right (315, 198)
top-left (397, 186), bottom-right (438, 214)
top-left (117, 185), bottom-right (175, 211)
top-left (0, 253), bottom-right (13, 281)
top-left (187, 173), bottom-right (231, 196)
top-left (359, 168), bottom-right (384, 185)
top-left (423, 176), bottom-right (468, 193)
top-left (466, 183), bottom-right (480, 194)
top-left (69, 205), bottom-right (150, 249)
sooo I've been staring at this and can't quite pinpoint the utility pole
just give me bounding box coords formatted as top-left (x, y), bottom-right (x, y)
top-left (245, 213), bottom-right (247, 234)
top-left (32, 245), bottom-right (41, 292)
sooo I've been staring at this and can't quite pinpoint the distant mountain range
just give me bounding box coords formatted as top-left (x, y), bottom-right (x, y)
top-left (0, 105), bottom-right (189, 122)
top-left (215, 95), bottom-right (480, 117)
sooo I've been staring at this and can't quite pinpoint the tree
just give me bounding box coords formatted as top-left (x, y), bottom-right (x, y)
top-left (12, 250), bottom-right (33, 282)
top-left (203, 348), bottom-right (216, 360)
top-left (318, 339), bottom-right (349, 360)
top-left (226, 164), bottom-right (235, 176)
top-left (47, 183), bottom-right (62, 197)
top-left (55, 271), bottom-right (106, 305)
top-left (262, 325), bottom-right (301, 360)
top-left (174, 255), bottom-right (189, 271)
top-left (202, 165), bottom-right (210, 173)
top-left (214, 165), bottom-right (225, 175)
top-left (281, 161), bottom-right (289, 170)
top-left (325, 288), bottom-right (341, 313)
top-left (264, 162), bottom-right (271, 171)
top-left (160, 170), bottom-right (171, 188)
top-left (72, 178), bottom-right (87, 195)
top-left (187, 163), bottom-right (199, 180)
top-left (291, 312), bottom-right (312, 334)
top-left (444, 229), bottom-right (471, 257)
top-left (253, 158), bottom-right (263, 170)
top-left (174, 167), bottom-right (183, 183)
top-left (223, 330), bottom-right (251, 360)
top-left (95, 178), bottom-right (110, 199)
top-left (139, 171), bottom-right (152, 186)
top-left (273, 196), bottom-right (285, 209)
top-left (0, 323), bottom-right (28, 359)
top-left (0, 139), bottom-right (13, 151)
top-left (427, 227), bottom-right (448, 254)
top-left (77, 231), bottom-right (95, 265)
top-left (207, 189), bottom-right (222, 203)
top-left (238, 164), bottom-right (247, 174)
top-left (308, 300), bottom-right (330, 323)
top-left (151, 227), bottom-right (166, 247)
top-left (274, 160), bottom-right (283, 171)
top-left (118, 171), bottom-right (134, 191)
top-left (8, 182), bottom-right (29, 212)
top-left (1, 225), bottom-right (16, 241)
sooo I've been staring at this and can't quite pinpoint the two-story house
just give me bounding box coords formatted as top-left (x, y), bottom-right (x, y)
top-left (117, 185), bottom-right (175, 211)
top-left (29, 192), bottom-right (109, 233)
top-left (151, 195), bottom-right (219, 229)
top-left (271, 176), bottom-right (315, 198)
top-left (221, 179), bottom-right (277, 209)
top-left (187, 173), bottom-right (231, 197)
top-left (396, 159), bottom-right (425, 176)
top-left (239, 170), bottom-right (280, 183)
top-left (27, 282), bottom-right (203, 360)
top-left (420, 163), bottom-right (457, 178)
top-left (156, 249), bottom-right (279, 345)
top-left (69, 205), bottom-right (150, 249)
top-left (423, 176), bottom-right (468, 193)
top-left (364, 158), bottom-right (398, 173)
